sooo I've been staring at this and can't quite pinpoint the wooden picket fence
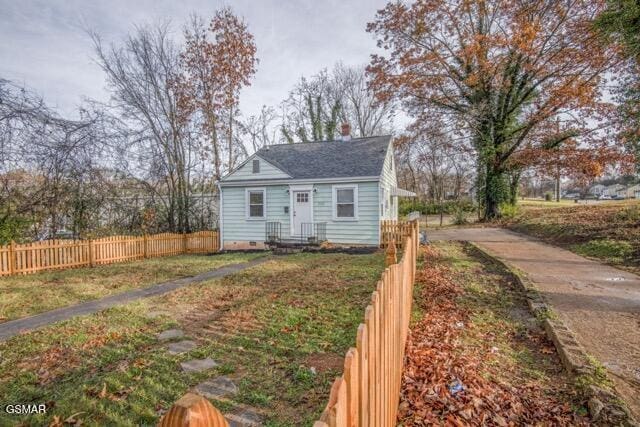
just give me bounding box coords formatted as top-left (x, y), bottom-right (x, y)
top-left (380, 220), bottom-right (414, 249)
top-left (159, 221), bottom-right (419, 427)
top-left (0, 230), bottom-right (219, 276)
top-left (314, 220), bottom-right (418, 426)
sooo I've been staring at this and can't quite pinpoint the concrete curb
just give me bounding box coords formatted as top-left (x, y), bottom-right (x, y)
top-left (468, 242), bottom-right (638, 426)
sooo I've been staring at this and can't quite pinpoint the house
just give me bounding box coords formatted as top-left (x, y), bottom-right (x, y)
top-left (626, 184), bottom-right (640, 199)
top-left (588, 184), bottom-right (606, 196)
top-left (604, 184), bottom-right (624, 197)
top-left (217, 128), bottom-right (415, 250)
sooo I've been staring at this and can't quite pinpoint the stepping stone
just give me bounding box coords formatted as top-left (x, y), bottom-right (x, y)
top-left (165, 340), bottom-right (198, 355)
top-left (194, 376), bottom-right (238, 399)
top-left (157, 329), bottom-right (184, 341)
top-left (181, 358), bottom-right (218, 373)
top-left (226, 407), bottom-right (264, 427)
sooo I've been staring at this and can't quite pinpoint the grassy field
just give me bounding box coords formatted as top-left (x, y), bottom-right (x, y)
top-left (399, 242), bottom-right (589, 424)
top-left (0, 252), bottom-right (264, 322)
top-left (0, 252), bottom-right (385, 426)
top-left (503, 199), bottom-right (640, 273)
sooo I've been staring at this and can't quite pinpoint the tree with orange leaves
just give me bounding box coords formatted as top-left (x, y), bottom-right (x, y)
top-left (511, 138), bottom-right (633, 202)
top-left (175, 9), bottom-right (257, 180)
top-left (368, 0), bottom-right (620, 219)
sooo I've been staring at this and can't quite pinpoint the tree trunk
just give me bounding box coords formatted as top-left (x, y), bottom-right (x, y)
top-left (482, 165), bottom-right (507, 220)
top-left (508, 171), bottom-right (521, 206)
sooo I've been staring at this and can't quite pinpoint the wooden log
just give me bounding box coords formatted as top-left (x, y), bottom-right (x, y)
top-left (158, 393), bottom-right (228, 427)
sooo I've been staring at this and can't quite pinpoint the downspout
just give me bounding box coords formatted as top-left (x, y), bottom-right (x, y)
top-left (216, 180), bottom-right (224, 251)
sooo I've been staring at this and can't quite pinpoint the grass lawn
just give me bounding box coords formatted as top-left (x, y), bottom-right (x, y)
top-left (0, 252), bottom-right (265, 322)
top-left (0, 252), bottom-right (384, 426)
top-left (502, 199), bottom-right (640, 274)
top-left (399, 242), bottom-right (588, 424)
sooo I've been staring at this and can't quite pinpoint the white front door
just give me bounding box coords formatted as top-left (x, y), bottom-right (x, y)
top-left (292, 191), bottom-right (312, 236)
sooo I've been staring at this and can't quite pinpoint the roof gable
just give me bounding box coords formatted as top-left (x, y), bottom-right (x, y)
top-left (221, 153), bottom-right (291, 181)
top-left (223, 135), bottom-right (391, 182)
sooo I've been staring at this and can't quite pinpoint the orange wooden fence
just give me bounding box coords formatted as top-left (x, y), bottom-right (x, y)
top-left (314, 220), bottom-right (418, 427)
top-left (0, 230), bottom-right (219, 276)
top-left (158, 221), bottom-right (420, 427)
top-left (380, 220), bottom-right (414, 249)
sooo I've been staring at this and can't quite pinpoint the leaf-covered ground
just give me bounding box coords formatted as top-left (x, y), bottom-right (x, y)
top-left (0, 252), bottom-right (384, 426)
top-left (398, 242), bottom-right (589, 426)
top-left (502, 200), bottom-right (640, 274)
top-left (0, 252), bottom-right (263, 321)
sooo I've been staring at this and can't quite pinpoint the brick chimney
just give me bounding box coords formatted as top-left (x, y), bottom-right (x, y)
top-left (340, 123), bottom-right (351, 141)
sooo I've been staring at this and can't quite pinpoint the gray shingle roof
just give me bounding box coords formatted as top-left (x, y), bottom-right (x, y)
top-left (248, 135), bottom-right (391, 180)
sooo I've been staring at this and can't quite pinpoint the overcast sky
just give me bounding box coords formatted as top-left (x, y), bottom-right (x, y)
top-left (0, 0), bottom-right (389, 120)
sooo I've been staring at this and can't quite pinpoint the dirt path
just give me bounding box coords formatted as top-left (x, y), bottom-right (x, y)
top-left (427, 227), bottom-right (640, 418)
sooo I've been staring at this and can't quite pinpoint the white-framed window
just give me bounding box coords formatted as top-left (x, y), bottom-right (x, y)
top-left (245, 188), bottom-right (266, 220)
top-left (252, 159), bottom-right (260, 173)
top-left (296, 192), bottom-right (309, 203)
top-left (332, 185), bottom-right (358, 220)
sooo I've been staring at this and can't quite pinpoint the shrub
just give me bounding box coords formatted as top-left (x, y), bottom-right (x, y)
top-left (544, 192), bottom-right (553, 201)
top-left (499, 203), bottom-right (520, 219)
top-left (572, 239), bottom-right (634, 263)
top-left (452, 207), bottom-right (468, 225)
top-left (615, 205), bottom-right (640, 222)
top-left (399, 198), bottom-right (476, 216)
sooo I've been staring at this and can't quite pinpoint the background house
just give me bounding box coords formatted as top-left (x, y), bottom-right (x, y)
top-left (217, 131), bottom-right (415, 249)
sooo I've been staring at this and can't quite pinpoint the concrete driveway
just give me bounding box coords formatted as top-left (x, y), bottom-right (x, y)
top-left (427, 227), bottom-right (640, 418)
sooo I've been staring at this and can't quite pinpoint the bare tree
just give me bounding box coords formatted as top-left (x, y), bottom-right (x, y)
top-left (240, 105), bottom-right (278, 152)
top-left (92, 23), bottom-right (198, 232)
top-left (280, 63), bottom-right (393, 143)
top-left (331, 63), bottom-right (393, 138)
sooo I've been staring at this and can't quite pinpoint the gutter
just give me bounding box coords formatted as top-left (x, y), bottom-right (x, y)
top-left (219, 175), bottom-right (381, 187)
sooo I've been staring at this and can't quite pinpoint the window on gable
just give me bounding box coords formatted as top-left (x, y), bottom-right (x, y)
top-left (247, 189), bottom-right (265, 219)
top-left (335, 186), bottom-right (356, 218)
top-left (252, 159), bottom-right (260, 173)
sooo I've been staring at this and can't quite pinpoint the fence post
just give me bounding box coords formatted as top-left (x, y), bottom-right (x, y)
top-left (143, 234), bottom-right (148, 259)
top-left (159, 393), bottom-right (228, 427)
top-left (89, 239), bottom-right (95, 267)
top-left (8, 240), bottom-right (16, 275)
top-left (182, 232), bottom-right (188, 254)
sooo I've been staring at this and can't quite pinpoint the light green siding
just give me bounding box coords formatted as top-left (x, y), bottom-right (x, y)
top-left (221, 185), bottom-right (290, 244)
top-left (379, 142), bottom-right (398, 220)
top-left (223, 155), bottom-right (290, 181)
top-left (313, 182), bottom-right (380, 245)
top-left (221, 181), bottom-right (381, 246)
